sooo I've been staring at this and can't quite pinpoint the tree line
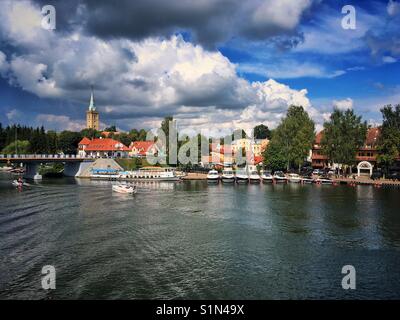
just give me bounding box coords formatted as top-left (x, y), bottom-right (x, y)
top-left (262, 103), bottom-right (400, 173)
top-left (0, 124), bottom-right (149, 155)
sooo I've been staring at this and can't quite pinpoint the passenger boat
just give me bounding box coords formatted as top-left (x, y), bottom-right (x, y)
top-left (207, 169), bottom-right (220, 183)
top-left (91, 168), bottom-right (120, 180)
top-left (249, 170), bottom-right (261, 183)
top-left (261, 170), bottom-right (273, 183)
top-left (221, 168), bottom-right (235, 183)
top-left (235, 169), bottom-right (249, 184)
top-left (112, 184), bottom-right (137, 194)
top-left (288, 173), bottom-right (302, 183)
top-left (273, 171), bottom-right (287, 183)
top-left (128, 167), bottom-right (180, 181)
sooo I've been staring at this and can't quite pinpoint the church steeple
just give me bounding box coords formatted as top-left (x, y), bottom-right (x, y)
top-left (86, 86), bottom-right (99, 130)
top-left (88, 86), bottom-right (95, 111)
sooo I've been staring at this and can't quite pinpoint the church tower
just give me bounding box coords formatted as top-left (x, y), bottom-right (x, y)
top-left (86, 87), bottom-right (99, 130)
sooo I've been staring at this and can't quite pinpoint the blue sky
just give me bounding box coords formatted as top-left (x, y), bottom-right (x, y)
top-left (0, 0), bottom-right (399, 135)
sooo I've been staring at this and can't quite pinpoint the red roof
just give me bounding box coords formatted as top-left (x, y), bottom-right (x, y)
top-left (130, 141), bottom-right (155, 156)
top-left (78, 137), bottom-right (92, 145)
top-left (314, 128), bottom-right (380, 147)
top-left (365, 127), bottom-right (380, 146)
top-left (84, 138), bottom-right (129, 151)
top-left (315, 131), bottom-right (324, 144)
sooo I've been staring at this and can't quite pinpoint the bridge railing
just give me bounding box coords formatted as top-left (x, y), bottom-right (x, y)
top-left (0, 154), bottom-right (87, 159)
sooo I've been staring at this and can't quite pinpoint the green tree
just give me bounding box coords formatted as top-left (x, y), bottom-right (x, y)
top-left (321, 108), bottom-right (368, 174)
top-left (263, 105), bottom-right (315, 171)
top-left (377, 104), bottom-right (400, 174)
top-left (254, 124), bottom-right (271, 139)
top-left (138, 129), bottom-right (148, 141)
top-left (263, 140), bottom-right (286, 171)
top-left (81, 128), bottom-right (100, 139)
top-left (117, 132), bottom-right (132, 146)
top-left (46, 130), bottom-right (58, 154)
top-left (29, 127), bottom-right (48, 154)
top-left (2, 140), bottom-right (30, 154)
top-left (104, 125), bottom-right (117, 132)
top-left (58, 131), bottom-right (83, 154)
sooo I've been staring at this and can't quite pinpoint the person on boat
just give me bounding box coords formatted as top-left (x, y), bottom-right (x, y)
top-left (17, 177), bottom-right (23, 186)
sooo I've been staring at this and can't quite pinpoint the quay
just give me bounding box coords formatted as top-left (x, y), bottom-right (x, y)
top-left (332, 177), bottom-right (400, 188)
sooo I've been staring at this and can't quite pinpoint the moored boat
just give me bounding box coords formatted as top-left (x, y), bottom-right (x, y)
top-left (261, 170), bottom-right (274, 183)
top-left (129, 167), bottom-right (180, 181)
top-left (315, 176), bottom-right (333, 184)
top-left (235, 169), bottom-right (249, 184)
top-left (288, 173), bottom-right (301, 183)
top-left (273, 171), bottom-right (287, 183)
top-left (249, 170), bottom-right (261, 183)
top-left (301, 176), bottom-right (314, 184)
top-left (206, 169), bottom-right (220, 183)
top-left (221, 168), bottom-right (235, 183)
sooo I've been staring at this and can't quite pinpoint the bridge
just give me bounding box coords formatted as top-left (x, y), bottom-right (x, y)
top-left (0, 154), bottom-right (95, 179)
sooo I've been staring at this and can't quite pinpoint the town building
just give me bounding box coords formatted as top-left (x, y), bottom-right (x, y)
top-left (311, 127), bottom-right (382, 176)
top-left (129, 141), bottom-right (158, 158)
top-left (231, 138), bottom-right (269, 157)
top-left (86, 89), bottom-right (100, 130)
top-left (78, 137), bottom-right (129, 158)
top-left (201, 141), bottom-right (265, 168)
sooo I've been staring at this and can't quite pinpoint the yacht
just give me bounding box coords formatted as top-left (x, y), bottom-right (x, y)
top-left (261, 170), bottom-right (274, 183)
top-left (235, 169), bottom-right (249, 184)
top-left (249, 170), bottom-right (261, 183)
top-left (273, 171), bottom-right (287, 183)
top-left (206, 169), bottom-right (220, 183)
top-left (221, 168), bottom-right (235, 183)
top-left (288, 173), bottom-right (302, 183)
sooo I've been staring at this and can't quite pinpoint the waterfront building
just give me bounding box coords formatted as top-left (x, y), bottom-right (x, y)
top-left (129, 141), bottom-right (158, 158)
top-left (231, 138), bottom-right (269, 157)
top-left (310, 127), bottom-right (397, 176)
top-left (86, 89), bottom-right (100, 130)
top-left (78, 137), bottom-right (129, 158)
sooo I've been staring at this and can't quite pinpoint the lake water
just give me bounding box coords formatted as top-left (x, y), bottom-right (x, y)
top-left (0, 173), bottom-right (399, 299)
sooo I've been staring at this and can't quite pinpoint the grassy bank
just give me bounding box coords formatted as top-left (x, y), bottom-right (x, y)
top-left (116, 158), bottom-right (153, 170)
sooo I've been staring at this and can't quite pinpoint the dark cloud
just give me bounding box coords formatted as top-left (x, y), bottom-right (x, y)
top-left (32, 0), bottom-right (312, 48)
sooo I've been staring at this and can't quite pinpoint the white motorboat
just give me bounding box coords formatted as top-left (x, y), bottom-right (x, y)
top-left (301, 176), bottom-right (314, 184)
top-left (273, 171), bottom-right (287, 183)
top-left (249, 170), bottom-right (261, 183)
top-left (207, 169), bottom-right (220, 183)
top-left (221, 168), bottom-right (235, 183)
top-left (112, 184), bottom-right (137, 194)
top-left (12, 180), bottom-right (31, 187)
top-left (315, 177), bottom-right (333, 184)
top-left (288, 173), bottom-right (302, 183)
top-left (235, 169), bottom-right (249, 184)
top-left (261, 170), bottom-right (274, 183)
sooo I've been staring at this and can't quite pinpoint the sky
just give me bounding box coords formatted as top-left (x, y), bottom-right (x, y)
top-left (0, 0), bottom-right (399, 137)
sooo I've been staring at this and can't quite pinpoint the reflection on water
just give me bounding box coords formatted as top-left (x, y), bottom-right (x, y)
top-left (0, 173), bottom-right (399, 299)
